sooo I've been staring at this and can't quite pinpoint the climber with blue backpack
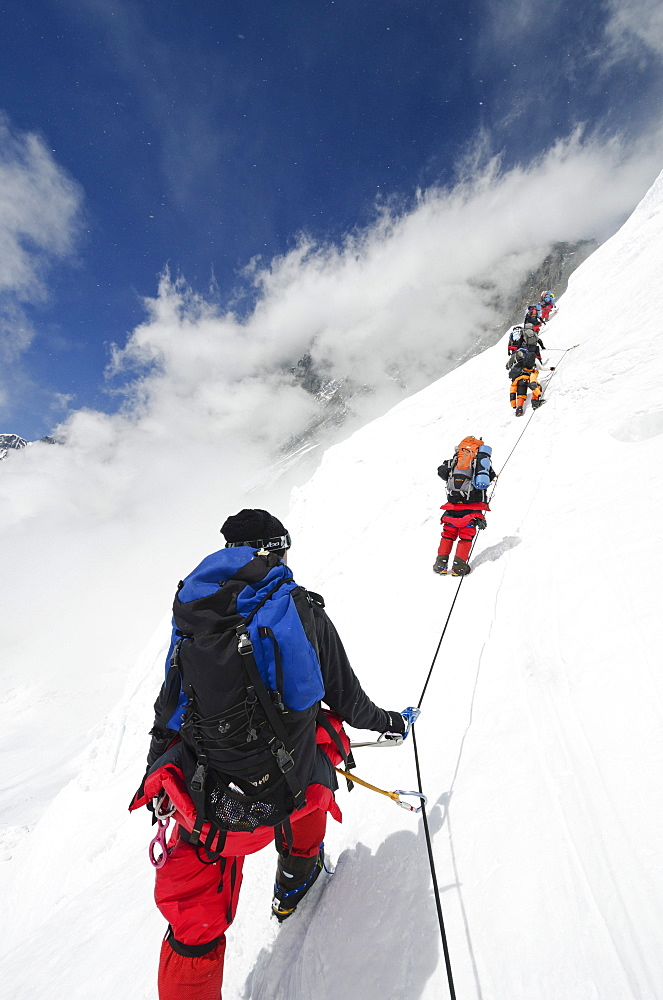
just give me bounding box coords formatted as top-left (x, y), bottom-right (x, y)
top-left (130, 508), bottom-right (412, 1000)
top-left (540, 290), bottom-right (557, 320)
top-left (507, 325), bottom-right (524, 355)
top-left (433, 437), bottom-right (496, 577)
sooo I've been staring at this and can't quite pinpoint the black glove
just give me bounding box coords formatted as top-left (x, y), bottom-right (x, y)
top-left (474, 517), bottom-right (487, 530)
top-left (382, 711), bottom-right (406, 738)
top-left (146, 727), bottom-right (180, 768)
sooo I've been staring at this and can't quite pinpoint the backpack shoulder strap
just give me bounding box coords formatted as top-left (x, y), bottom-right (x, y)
top-left (153, 633), bottom-right (190, 734)
top-left (305, 590), bottom-right (325, 609)
top-left (316, 709), bottom-right (349, 765)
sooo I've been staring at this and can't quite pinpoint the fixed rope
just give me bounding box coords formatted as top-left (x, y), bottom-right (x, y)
top-left (490, 344), bottom-right (578, 497)
top-left (408, 341), bottom-right (578, 998)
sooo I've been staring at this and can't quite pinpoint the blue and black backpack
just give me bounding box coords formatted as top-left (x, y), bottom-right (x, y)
top-left (152, 546), bottom-right (326, 851)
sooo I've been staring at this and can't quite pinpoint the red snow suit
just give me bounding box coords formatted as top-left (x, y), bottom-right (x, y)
top-left (437, 502), bottom-right (490, 562)
top-left (131, 713), bottom-right (350, 998)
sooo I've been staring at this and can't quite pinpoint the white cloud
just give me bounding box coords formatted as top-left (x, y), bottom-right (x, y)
top-left (63, 128), bottom-right (656, 494)
top-left (0, 115), bottom-right (82, 302)
top-left (2, 125), bottom-right (657, 508)
top-left (605, 0), bottom-right (663, 61)
top-left (0, 114), bottom-right (83, 413)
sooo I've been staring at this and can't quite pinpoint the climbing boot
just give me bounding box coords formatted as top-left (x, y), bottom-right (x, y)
top-left (451, 556), bottom-right (471, 577)
top-left (272, 848), bottom-right (324, 922)
top-left (514, 405), bottom-right (524, 417)
top-left (433, 554), bottom-right (449, 575)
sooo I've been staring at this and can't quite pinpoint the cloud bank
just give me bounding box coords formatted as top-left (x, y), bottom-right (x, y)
top-left (106, 126), bottom-right (663, 449)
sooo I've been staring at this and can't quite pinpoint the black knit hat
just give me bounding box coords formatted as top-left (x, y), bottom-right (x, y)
top-left (220, 508), bottom-right (291, 551)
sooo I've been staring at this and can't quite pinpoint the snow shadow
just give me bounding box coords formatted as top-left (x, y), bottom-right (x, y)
top-left (610, 409), bottom-right (663, 442)
top-left (244, 806), bottom-right (448, 1000)
top-left (471, 535), bottom-right (521, 570)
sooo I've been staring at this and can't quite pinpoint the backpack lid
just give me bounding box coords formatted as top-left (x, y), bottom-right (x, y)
top-left (178, 547), bottom-right (284, 604)
top-left (454, 436), bottom-right (484, 470)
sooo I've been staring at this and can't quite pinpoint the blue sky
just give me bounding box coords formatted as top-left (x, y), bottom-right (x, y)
top-left (1, 0), bottom-right (663, 439)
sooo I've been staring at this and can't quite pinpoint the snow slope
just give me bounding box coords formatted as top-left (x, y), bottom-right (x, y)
top-left (2, 172), bottom-right (663, 999)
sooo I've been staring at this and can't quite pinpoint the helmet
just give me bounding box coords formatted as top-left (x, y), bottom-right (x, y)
top-left (511, 325), bottom-right (523, 333)
top-left (515, 348), bottom-right (527, 361)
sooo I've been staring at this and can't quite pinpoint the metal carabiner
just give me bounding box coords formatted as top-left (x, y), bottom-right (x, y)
top-left (350, 734), bottom-right (404, 749)
top-left (152, 792), bottom-right (176, 821)
top-left (394, 789), bottom-right (428, 814)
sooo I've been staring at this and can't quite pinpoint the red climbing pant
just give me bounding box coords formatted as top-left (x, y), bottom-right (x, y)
top-left (437, 513), bottom-right (479, 562)
top-left (155, 805), bottom-right (329, 999)
top-left (158, 937), bottom-right (227, 1000)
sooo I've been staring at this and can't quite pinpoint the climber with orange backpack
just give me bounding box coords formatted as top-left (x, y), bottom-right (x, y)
top-left (433, 437), bottom-right (496, 577)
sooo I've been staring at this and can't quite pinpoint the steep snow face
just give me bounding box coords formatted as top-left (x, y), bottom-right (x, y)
top-left (2, 171), bottom-right (663, 1000)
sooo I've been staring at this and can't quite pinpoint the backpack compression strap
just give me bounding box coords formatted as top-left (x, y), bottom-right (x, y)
top-left (236, 624), bottom-right (308, 812)
top-left (316, 709), bottom-right (356, 793)
top-left (152, 634), bottom-right (189, 735)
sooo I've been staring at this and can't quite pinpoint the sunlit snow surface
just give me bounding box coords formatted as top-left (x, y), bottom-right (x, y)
top-left (2, 173), bottom-right (663, 999)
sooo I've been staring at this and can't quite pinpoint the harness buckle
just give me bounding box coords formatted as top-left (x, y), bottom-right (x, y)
top-left (191, 763), bottom-right (206, 792)
top-left (236, 629), bottom-right (253, 655)
top-left (272, 742), bottom-right (295, 774)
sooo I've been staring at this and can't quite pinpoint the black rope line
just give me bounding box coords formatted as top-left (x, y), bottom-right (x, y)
top-left (412, 727), bottom-right (457, 1000)
top-left (408, 342), bottom-right (578, 998)
top-left (490, 344), bottom-right (576, 497)
top-left (417, 575), bottom-right (467, 709)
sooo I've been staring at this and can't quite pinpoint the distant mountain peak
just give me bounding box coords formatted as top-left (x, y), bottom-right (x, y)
top-left (0, 433), bottom-right (60, 462)
top-left (0, 433), bottom-right (29, 461)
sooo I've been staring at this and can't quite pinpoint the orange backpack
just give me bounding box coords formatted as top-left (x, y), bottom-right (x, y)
top-left (455, 437), bottom-right (483, 472)
top-left (447, 437), bottom-right (488, 501)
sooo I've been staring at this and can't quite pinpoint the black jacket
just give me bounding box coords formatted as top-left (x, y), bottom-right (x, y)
top-left (311, 601), bottom-right (396, 732)
top-left (523, 310), bottom-right (545, 329)
top-left (507, 349), bottom-right (540, 380)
